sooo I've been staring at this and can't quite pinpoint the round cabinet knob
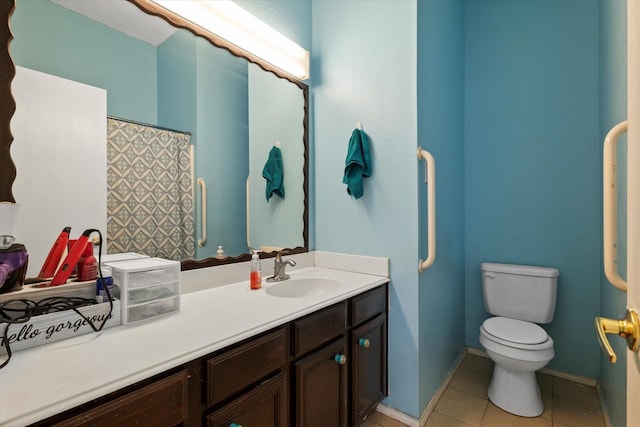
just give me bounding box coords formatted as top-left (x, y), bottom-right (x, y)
top-left (359, 338), bottom-right (371, 348)
top-left (334, 354), bottom-right (347, 365)
top-left (229, 423), bottom-right (243, 427)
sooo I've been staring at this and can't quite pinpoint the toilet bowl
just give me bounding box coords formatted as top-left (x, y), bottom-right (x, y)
top-left (479, 317), bottom-right (554, 417)
top-left (478, 262), bottom-right (559, 417)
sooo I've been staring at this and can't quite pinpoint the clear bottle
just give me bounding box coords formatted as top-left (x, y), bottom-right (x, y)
top-left (250, 252), bottom-right (261, 290)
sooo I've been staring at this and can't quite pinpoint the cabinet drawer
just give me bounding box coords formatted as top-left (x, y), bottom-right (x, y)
top-left (207, 328), bottom-right (286, 407)
top-left (206, 372), bottom-right (287, 427)
top-left (292, 301), bottom-right (347, 357)
top-left (351, 284), bottom-right (387, 327)
top-left (52, 370), bottom-right (188, 427)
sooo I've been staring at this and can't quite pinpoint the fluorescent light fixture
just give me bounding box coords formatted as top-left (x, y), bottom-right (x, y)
top-left (150, 0), bottom-right (310, 80)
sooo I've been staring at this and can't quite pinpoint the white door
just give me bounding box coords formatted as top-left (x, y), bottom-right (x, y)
top-left (627, 2), bottom-right (640, 425)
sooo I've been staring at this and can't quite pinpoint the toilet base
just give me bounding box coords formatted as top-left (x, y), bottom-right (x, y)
top-left (488, 364), bottom-right (543, 417)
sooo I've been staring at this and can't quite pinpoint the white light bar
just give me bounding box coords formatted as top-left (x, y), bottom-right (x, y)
top-left (150, 0), bottom-right (309, 80)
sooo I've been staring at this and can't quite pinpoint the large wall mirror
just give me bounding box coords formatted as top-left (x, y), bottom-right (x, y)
top-left (0, 0), bottom-right (308, 274)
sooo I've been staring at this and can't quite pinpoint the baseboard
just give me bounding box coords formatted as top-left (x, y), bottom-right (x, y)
top-left (376, 349), bottom-right (467, 427)
top-left (539, 366), bottom-right (598, 387)
top-left (596, 384), bottom-right (613, 427)
top-left (417, 349), bottom-right (467, 426)
top-left (466, 346), bottom-right (598, 387)
top-left (375, 404), bottom-right (419, 427)
top-left (377, 347), bottom-right (608, 427)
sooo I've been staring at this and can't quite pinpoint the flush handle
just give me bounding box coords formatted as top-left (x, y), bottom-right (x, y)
top-left (594, 309), bottom-right (640, 363)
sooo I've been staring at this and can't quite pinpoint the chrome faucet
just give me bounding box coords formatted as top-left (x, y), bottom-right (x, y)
top-left (267, 252), bottom-right (296, 282)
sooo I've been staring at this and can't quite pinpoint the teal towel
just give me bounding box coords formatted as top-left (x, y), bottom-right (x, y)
top-left (262, 146), bottom-right (285, 201)
top-left (343, 129), bottom-right (371, 199)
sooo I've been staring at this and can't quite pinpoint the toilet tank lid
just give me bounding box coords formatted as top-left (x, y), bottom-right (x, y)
top-left (481, 262), bottom-right (559, 278)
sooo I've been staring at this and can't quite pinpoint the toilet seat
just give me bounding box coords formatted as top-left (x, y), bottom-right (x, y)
top-left (481, 317), bottom-right (553, 351)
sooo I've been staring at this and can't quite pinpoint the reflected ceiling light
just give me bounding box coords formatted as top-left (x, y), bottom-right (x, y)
top-left (149, 0), bottom-right (310, 80)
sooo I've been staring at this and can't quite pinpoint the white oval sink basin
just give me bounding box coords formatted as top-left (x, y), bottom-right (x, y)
top-left (265, 277), bottom-right (342, 298)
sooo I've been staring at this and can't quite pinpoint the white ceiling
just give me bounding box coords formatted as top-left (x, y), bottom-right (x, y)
top-left (50, 0), bottom-right (177, 46)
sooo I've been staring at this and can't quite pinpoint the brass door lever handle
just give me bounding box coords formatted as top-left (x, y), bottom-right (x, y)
top-left (594, 309), bottom-right (640, 363)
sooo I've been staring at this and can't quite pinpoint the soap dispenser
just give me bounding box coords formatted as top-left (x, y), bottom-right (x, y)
top-left (215, 245), bottom-right (226, 259)
top-left (250, 251), bottom-right (261, 290)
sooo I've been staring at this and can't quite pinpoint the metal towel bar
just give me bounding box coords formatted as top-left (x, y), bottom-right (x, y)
top-left (417, 147), bottom-right (436, 273)
top-left (603, 120), bottom-right (628, 292)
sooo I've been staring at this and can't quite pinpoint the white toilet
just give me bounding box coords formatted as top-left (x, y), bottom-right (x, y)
top-left (478, 262), bottom-right (559, 417)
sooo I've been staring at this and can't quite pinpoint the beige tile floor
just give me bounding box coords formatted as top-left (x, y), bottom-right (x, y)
top-left (363, 353), bottom-right (606, 427)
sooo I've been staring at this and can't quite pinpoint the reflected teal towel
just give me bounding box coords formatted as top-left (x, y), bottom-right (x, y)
top-left (262, 146), bottom-right (285, 201)
top-left (343, 129), bottom-right (371, 199)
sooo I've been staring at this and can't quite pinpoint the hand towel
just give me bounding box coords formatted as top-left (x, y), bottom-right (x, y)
top-left (262, 146), bottom-right (285, 201)
top-left (343, 129), bottom-right (371, 199)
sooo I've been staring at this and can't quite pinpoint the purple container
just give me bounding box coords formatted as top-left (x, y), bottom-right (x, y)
top-left (0, 243), bottom-right (28, 293)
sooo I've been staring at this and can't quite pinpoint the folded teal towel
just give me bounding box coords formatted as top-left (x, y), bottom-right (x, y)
top-left (262, 146), bottom-right (285, 201)
top-left (343, 129), bottom-right (371, 199)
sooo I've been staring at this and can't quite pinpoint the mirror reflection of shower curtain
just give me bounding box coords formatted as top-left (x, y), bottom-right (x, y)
top-left (106, 117), bottom-right (195, 260)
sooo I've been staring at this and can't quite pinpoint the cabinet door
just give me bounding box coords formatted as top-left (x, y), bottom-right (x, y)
top-left (294, 337), bottom-right (348, 427)
top-left (351, 314), bottom-right (387, 426)
top-left (207, 373), bottom-right (287, 427)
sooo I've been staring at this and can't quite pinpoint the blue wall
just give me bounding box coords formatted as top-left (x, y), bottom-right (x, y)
top-left (312, 0), bottom-right (420, 417)
top-left (599, 1), bottom-right (627, 426)
top-left (235, 0), bottom-right (312, 52)
top-left (417, 0), bottom-right (466, 410)
top-left (11, 0), bottom-right (157, 124)
top-left (464, 0), bottom-right (602, 379)
top-left (14, 0), bottom-right (626, 422)
top-left (157, 32), bottom-right (250, 258)
top-left (248, 63), bottom-right (306, 251)
top-left (195, 38), bottom-right (249, 258)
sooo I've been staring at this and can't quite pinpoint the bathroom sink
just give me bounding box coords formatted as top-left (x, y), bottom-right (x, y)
top-left (265, 277), bottom-right (342, 298)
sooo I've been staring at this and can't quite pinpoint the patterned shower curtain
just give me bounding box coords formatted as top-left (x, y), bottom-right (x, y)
top-left (106, 118), bottom-right (195, 261)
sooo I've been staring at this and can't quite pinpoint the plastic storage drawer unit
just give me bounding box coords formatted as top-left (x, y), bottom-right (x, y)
top-left (110, 257), bottom-right (180, 324)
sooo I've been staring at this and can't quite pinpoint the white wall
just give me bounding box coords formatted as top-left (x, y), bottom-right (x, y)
top-left (11, 66), bottom-right (107, 277)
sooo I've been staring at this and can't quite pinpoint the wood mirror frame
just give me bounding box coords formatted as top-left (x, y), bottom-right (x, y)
top-left (0, 0), bottom-right (309, 271)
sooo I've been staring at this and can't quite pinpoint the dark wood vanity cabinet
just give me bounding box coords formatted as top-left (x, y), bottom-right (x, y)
top-left (291, 285), bottom-right (388, 427)
top-left (31, 283), bottom-right (388, 427)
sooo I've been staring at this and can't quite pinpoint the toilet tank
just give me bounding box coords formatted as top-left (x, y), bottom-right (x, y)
top-left (481, 262), bottom-right (559, 324)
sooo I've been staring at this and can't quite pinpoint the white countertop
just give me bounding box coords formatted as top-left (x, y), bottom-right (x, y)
top-left (0, 265), bottom-right (388, 427)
